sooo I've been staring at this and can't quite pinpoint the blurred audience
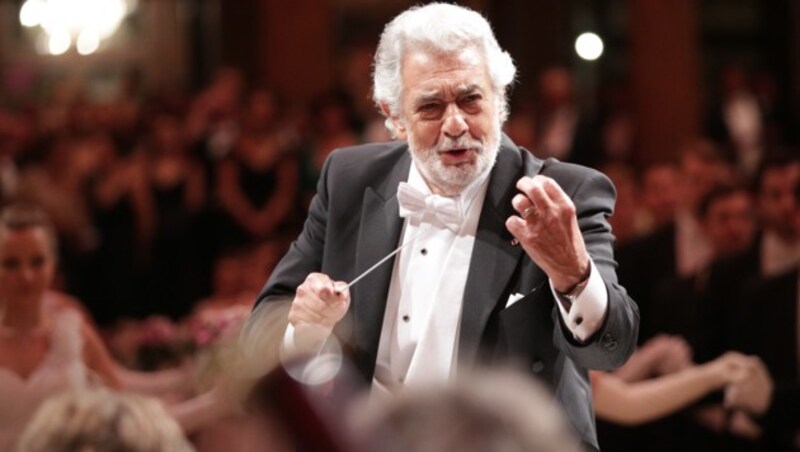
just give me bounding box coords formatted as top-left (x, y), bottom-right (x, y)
top-left (706, 64), bottom-right (766, 177)
top-left (533, 66), bottom-right (598, 166)
top-left (617, 139), bottom-right (731, 343)
top-left (141, 111), bottom-right (207, 317)
top-left (598, 163), bottom-right (645, 245)
top-left (756, 154), bottom-right (800, 276)
top-left (639, 162), bottom-right (681, 233)
top-left (216, 93), bottom-right (299, 247)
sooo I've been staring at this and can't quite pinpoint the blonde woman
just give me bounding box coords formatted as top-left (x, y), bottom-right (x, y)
top-left (0, 204), bottom-right (120, 449)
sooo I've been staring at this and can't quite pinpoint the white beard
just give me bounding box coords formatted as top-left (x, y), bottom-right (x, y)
top-left (408, 119), bottom-right (502, 195)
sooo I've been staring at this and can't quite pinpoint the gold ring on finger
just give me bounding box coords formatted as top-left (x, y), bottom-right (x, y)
top-left (522, 206), bottom-right (538, 219)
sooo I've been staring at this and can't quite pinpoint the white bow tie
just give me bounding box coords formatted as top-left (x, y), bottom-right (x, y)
top-left (397, 182), bottom-right (463, 232)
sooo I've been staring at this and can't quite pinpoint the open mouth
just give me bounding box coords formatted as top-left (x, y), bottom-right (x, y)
top-left (439, 147), bottom-right (477, 159)
top-left (439, 148), bottom-right (473, 158)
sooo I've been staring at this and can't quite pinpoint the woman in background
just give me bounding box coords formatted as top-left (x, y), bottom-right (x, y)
top-left (0, 203), bottom-right (120, 449)
top-left (591, 335), bottom-right (763, 428)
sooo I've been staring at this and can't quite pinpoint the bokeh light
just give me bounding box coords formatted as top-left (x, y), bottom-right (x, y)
top-left (575, 32), bottom-right (604, 61)
top-left (19, 0), bottom-right (132, 55)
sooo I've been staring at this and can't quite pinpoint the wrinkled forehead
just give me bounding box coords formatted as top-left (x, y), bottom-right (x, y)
top-left (401, 43), bottom-right (486, 79)
top-left (400, 45), bottom-right (491, 95)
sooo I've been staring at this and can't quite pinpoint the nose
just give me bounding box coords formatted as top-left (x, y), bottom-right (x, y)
top-left (21, 267), bottom-right (35, 283)
top-left (442, 104), bottom-right (468, 139)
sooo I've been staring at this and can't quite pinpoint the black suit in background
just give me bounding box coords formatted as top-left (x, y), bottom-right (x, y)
top-left (697, 239), bottom-right (762, 363)
top-left (615, 224), bottom-right (677, 344)
top-left (733, 267), bottom-right (799, 451)
top-left (257, 135), bottom-right (639, 450)
top-left (611, 229), bottom-right (763, 452)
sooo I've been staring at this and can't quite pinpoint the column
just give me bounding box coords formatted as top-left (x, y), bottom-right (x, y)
top-left (630, 0), bottom-right (702, 164)
top-left (259, 0), bottom-right (334, 102)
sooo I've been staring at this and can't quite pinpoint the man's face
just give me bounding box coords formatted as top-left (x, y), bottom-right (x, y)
top-left (390, 46), bottom-right (501, 195)
top-left (680, 155), bottom-right (725, 212)
top-left (642, 165), bottom-right (679, 225)
top-left (759, 163), bottom-right (800, 239)
top-left (703, 192), bottom-right (756, 257)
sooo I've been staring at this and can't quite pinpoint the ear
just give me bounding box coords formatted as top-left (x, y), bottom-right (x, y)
top-left (380, 101), bottom-right (407, 140)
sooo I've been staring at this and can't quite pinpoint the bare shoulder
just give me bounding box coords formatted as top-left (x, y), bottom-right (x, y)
top-left (45, 290), bottom-right (97, 328)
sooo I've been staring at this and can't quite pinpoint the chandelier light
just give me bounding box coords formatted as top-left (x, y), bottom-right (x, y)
top-left (19, 0), bottom-right (135, 55)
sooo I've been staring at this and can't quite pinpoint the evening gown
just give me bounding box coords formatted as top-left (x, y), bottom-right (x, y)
top-left (0, 310), bottom-right (90, 450)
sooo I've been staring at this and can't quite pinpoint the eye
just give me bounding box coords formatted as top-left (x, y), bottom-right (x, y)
top-left (31, 256), bottom-right (46, 268)
top-left (418, 103), bottom-right (439, 112)
top-left (462, 94), bottom-right (482, 103)
top-left (2, 258), bottom-right (20, 270)
top-left (459, 93), bottom-right (483, 113)
top-left (416, 102), bottom-right (444, 120)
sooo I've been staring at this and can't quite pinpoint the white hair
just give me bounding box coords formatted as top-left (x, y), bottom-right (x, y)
top-left (373, 3), bottom-right (517, 136)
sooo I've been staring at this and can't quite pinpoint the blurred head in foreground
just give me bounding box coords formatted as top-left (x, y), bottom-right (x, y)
top-left (16, 388), bottom-right (194, 452)
top-left (354, 368), bottom-right (581, 452)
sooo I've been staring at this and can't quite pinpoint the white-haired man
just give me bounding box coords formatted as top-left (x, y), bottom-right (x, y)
top-left (257, 4), bottom-right (639, 450)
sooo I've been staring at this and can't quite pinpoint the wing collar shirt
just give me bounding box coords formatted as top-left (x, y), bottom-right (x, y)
top-left (372, 161), bottom-right (491, 400)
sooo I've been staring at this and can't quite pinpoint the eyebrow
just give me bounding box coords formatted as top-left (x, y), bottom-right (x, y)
top-left (455, 84), bottom-right (484, 96)
top-left (413, 84), bottom-right (485, 105)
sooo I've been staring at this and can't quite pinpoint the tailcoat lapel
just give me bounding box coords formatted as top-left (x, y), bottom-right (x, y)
top-left (458, 136), bottom-right (544, 366)
top-left (350, 149), bottom-right (410, 376)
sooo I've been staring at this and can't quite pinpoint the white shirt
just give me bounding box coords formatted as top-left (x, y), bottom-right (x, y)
top-left (761, 231), bottom-right (800, 278)
top-left (539, 106), bottom-right (578, 160)
top-left (676, 208), bottom-right (713, 278)
top-left (371, 162), bottom-right (490, 399)
top-left (724, 92), bottom-right (763, 176)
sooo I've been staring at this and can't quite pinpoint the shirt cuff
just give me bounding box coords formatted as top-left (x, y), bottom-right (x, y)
top-left (281, 323), bottom-right (300, 359)
top-left (550, 258), bottom-right (608, 342)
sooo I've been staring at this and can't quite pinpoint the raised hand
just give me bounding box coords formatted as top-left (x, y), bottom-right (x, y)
top-left (505, 175), bottom-right (590, 293)
top-left (287, 273), bottom-right (350, 350)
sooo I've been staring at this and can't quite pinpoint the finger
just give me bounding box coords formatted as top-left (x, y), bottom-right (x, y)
top-left (745, 356), bottom-right (763, 370)
top-left (333, 281), bottom-right (350, 300)
top-left (541, 177), bottom-right (578, 222)
top-left (307, 273), bottom-right (336, 301)
top-left (511, 194), bottom-right (536, 218)
top-left (541, 177), bottom-right (571, 207)
top-left (306, 292), bottom-right (335, 314)
top-left (724, 386), bottom-right (737, 408)
top-left (516, 176), bottom-right (556, 214)
top-left (303, 291), bottom-right (346, 325)
top-left (505, 216), bottom-right (528, 241)
top-left (290, 300), bottom-right (327, 326)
